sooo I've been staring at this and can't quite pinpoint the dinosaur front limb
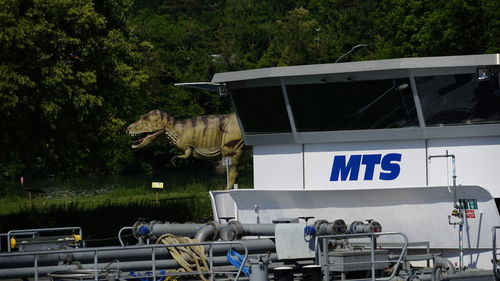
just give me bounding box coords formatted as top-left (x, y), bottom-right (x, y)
top-left (171, 147), bottom-right (193, 166)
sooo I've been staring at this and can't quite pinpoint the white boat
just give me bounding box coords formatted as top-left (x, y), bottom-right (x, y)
top-left (207, 54), bottom-right (500, 279)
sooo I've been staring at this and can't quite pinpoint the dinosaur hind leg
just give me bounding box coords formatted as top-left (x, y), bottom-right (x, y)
top-left (227, 165), bottom-right (239, 190)
top-left (225, 149), bottom-right (243, 190)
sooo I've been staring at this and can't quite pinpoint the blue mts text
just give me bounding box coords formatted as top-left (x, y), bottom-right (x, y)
top-left (330, 153), bottom-right (402, 181)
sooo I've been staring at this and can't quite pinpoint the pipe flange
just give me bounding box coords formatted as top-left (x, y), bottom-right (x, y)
top-left (195, 221), bottom-right (221, 242)
top-left (367, 221), bottom-right (382, 233)
top-left (349, 221), bottom-right (364, 234)
top-left (207, 221), bottom-right (222, 230)
top-left (313, 219), bottom-right (329, 235)
top-left (220, 221), bottom-right (244, 241)
top-left (132, 220), bottom-right (148, 239)
top-left (332, 219), bottom-right (347, 234)
top-left (148, 220), bottom-right (162, 240)
top-left (228, 221), bottom-right (244, 236)
top-left (207, 221), bottom-right (222, 240)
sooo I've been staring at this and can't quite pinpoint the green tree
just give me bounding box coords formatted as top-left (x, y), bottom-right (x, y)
top-left (374, 0), bottom-right (500, 58)
top-left (258, 7), bottom-right (318, 67)
top-left (0, 0), bottom-right (148, 178)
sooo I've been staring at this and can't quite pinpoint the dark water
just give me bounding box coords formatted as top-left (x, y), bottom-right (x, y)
top-left (0, 170), bottom-right (252, 247)
top-left (0, 196), bottom-right (212, 247)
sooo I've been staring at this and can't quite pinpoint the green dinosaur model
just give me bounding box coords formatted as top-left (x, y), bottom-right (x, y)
top-left (127, 109), bottom-right (244, 190)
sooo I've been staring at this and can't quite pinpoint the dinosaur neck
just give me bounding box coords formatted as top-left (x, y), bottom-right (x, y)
top-left (162, 115), bottom-right (180, 145)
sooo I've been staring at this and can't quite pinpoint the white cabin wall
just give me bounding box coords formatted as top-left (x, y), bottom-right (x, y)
top-left (252, 137), bottom-right (500, 197)
top-left (427, 136), bottom-right (500, 198)
top-left (253, 144), bottom-right (303, 190)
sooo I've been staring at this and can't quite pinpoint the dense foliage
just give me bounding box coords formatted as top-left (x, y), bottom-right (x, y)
top-left (1, 0), bottom-right (499, 181)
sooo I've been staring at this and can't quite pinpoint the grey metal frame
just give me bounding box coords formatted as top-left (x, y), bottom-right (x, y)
top-left (213, 54), bottom-right (500, 83)
top-left (314, 232), bottom-right (408, 281)
top-left (492, 226), bottom-right (500, 281)
top-left (0, 240), bottom-right (249, 281)
top-left (281, 77), bottom-right (298, 136)
top-left (0, 232), bottom-right (36, 252)
top-left (6, 226), bottom-right (84, 252)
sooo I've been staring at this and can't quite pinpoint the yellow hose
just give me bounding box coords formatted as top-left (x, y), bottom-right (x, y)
top-left (156, 234), bottom-right (209, 281)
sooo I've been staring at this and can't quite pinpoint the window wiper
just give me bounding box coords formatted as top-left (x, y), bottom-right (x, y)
top-left (340, 82), bottom-right (406, 123)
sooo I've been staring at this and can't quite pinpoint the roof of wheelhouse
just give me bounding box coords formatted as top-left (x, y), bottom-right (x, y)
top-left (212, 54), bottom-right (500, 83)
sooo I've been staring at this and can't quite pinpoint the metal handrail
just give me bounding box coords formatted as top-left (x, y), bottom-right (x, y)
top-left (492, 226), bottom-right (500, 281)
top-left (7, 226), bottom-right (84, 252)
top-left (117, 226), bottom-right (134, 246)
top-left (1, 231), bottom-right (38, 252)
top-left (350, 240), bottom-right (431, 267)
top-left (315, 231), bottom-right (408, 281)
top-left (0, 240), bottom-right (248, 281)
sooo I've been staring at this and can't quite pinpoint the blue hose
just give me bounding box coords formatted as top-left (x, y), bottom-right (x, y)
top-left (226, 249), bottom-right (250, 276)
top-left (129, 269), bottom-right (167, 281)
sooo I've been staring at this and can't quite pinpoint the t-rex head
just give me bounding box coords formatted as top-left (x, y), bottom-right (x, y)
top-left (127, 109), bottom-right (172, 148)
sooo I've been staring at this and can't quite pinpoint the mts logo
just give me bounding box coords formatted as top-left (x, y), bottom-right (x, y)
top-left (330, 153), bottom-right (402, 181)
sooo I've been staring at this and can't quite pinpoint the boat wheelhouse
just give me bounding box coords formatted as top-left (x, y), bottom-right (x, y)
top-left (212, 54), bottom-right (500, 193)
top-left (208, 54), bottom-right (500, 271)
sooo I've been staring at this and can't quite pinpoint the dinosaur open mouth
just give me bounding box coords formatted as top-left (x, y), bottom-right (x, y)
top-left (130, 129), bottom-right (163, 148)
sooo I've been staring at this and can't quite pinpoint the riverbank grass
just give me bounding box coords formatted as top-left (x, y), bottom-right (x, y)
top-left (0, 170), bottom-right (252, 216)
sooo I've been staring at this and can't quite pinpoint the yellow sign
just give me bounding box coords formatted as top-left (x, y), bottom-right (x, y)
top-left (152, 182), bottom-right (164, 189)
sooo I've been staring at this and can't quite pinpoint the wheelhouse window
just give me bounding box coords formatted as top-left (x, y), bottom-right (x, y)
top-left (286, 78), bottom-right (419, 132)
top-left (231, 86), bottom-right (291, 134)
top-left (416, 73), bottom-right (500, 126)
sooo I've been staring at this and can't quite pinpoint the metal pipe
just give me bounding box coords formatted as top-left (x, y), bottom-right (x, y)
top-left (150, 223), bottom-right (206, 238)
top-left (428, 151), bottom-right (458, 207)
top-left (0, 253), bottom-right (279, 279)
top-left (241, 224), bottom-right (275, 236)
top-left (220, 223), bottom-right (276, 241)
top-left (428, 151), bottom-right (463, 270)
top-left (432, 257), bottom-right (456, 281)
top-left (220, 222), bottom-right (243, 241)
top-left (194, 223), bottom-right (221, 242)
top-left (0, 239), bottom-right (276, 268)
top-left (419, 269), bottom-right (493, 281)
top-left (135, 221), bottom-right (277, 242)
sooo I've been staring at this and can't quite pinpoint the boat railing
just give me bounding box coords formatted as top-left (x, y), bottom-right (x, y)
top-left (315, 231), bottom-right (408, 281)
top-left (117, 226), bottom-right (135, 246)
top-left (0, 240), bottom-right (249, 281)
top-left (492, 226), bottom-right (500, 281)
